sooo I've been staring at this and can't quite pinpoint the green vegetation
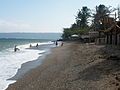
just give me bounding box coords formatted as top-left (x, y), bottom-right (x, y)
top-left (62, 4), bottom-right (117, 40)
top-left (62, 6), bottom-right (91, 40)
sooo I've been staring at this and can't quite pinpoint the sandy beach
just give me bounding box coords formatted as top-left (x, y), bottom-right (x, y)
top-left (6, 42), bottom-right (120, 90)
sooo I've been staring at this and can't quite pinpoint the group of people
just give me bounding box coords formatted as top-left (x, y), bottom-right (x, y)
top-left (14, 41), bottom-right (64, 52)
top-left (14, 43), bottom-right (39, 52)
top-left (29, 43), bottom-right (38, 48)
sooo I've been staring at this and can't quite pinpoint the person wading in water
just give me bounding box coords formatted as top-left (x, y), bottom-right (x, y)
top-left (14, 45), bottom-right (20, 52)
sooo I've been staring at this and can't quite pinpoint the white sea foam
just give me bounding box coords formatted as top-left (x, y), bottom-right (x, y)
top-left (17, 41), bottom-right (54, 50)
top-left (0, 41), bottom-right (53, 90)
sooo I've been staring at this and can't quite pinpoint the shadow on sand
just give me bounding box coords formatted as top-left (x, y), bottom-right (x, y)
top-left (75, 45), bottom-right (120, 81)
top-left (78, 59), bottom-right (120, 81)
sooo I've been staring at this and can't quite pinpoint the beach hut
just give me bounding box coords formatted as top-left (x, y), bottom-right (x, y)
top-left (95, 17), bottom-right (120, 45)
top-left (88, 31), bottom-right (99, 42)
top-left (81, 35), bottom-right (90, 43)
top-left (104, 21), bottom-right (120, 45)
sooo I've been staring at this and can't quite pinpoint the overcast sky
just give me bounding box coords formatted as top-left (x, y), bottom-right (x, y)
top-left (0, 0), bottom-right (119, 33)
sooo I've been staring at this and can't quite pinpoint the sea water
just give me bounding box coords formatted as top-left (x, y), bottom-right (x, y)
top-left (0, 39), bottom-right (55, 90)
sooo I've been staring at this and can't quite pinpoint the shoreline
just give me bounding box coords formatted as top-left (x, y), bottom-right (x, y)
top-left (8, 50), bottom-right (50, 80)
top-left (8, 43), bottom-right (55, 80)
top-left (6, 42), bottom-right (120, 90)
top-left (6, 42), bottom-right (72, 90)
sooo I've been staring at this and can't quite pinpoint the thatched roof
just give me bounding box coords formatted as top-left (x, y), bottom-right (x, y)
top-left (101, 21), bottom-right (120, 33)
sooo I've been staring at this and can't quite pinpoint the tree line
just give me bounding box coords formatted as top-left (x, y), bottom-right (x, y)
top-left (62, 4), bottom-right (118, 40)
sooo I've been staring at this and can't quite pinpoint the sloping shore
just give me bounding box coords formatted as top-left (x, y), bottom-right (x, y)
top-left (8, 43), bottom-right (53, 80)
top-left (6, 42), bottom-right (120, 90)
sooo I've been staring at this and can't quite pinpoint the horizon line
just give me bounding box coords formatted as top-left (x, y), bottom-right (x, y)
top-left (0, 32), bottom-right (63, 34)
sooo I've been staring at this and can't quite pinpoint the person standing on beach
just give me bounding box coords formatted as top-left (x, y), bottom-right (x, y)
top-left (30, 44), bottom-right (32, 47)
top-left (55, 41), bottom-right (58, 47)
top-left (61, 41), bottom-right (64, 46)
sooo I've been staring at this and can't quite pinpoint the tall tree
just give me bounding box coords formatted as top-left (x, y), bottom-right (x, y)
top-left (93, 4), bottom-right (115, 30)
top-left (76, 6), bottom-right (91, 28)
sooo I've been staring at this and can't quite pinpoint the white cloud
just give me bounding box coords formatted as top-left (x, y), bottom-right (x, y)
top-left (0, 20), bottom-right (31, 30)
top-left (0, 19), bottom-right (39, 32)
top-left (0, 19), bottom-right (63, 33)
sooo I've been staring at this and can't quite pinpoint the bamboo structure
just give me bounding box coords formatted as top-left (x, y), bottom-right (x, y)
top-left (104, 21), bottom-right (120, 45)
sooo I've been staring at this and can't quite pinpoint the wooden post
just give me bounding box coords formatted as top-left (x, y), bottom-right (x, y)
top-left (115, 33), bottom-right (117, 45)
top-left (110, 32), bottom-right (112, 44)
top-left (106, 34), bottom-right (109, 44)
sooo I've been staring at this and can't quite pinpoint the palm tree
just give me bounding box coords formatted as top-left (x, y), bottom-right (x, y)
top-left (76, 6), bottom-right (91, 28)
top-left (93, 4), bottom-right (116, 30)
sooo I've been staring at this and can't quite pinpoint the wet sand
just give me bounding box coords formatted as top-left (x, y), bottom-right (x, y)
top-left (6, 42), bottom-right (120, 90)
top-left (8, 44), bottom-right (53, 80)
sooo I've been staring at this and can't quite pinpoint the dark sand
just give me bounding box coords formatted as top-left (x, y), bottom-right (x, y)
top-left (6, 42), bottom-right (120, 90)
